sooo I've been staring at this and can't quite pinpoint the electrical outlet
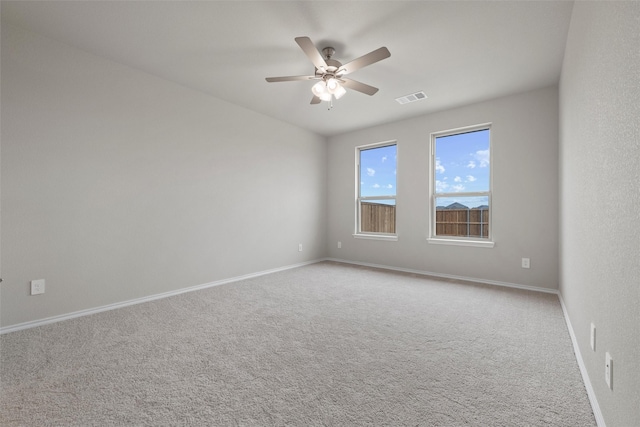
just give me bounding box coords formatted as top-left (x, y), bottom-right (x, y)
top-left (605, 352), bottom-right (613, 389)
top-left (521, 258), bottom-right (530, 269)
top-left (338, 241), bottom-right (342, 249)
top-left (590, 323), bottom-right (596, 351)
top-left (298, 243), bottom-right (303, 252)
top-left (31, 279), bottom-right (45, 295)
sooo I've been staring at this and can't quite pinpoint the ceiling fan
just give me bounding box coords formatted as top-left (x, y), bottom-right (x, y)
top-left (266, 37), bottom-right (390, 107)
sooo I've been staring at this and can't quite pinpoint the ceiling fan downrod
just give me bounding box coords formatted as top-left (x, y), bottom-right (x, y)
top-left (322, 47), bottom-right (335, 60)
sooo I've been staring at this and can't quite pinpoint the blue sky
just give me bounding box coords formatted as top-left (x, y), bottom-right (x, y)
top-left (359, 131), bottom-right (489, 207)
top-left (435, 129), bottom-right (490, 208)
top-left (359, 144), bottom-right (397, 199)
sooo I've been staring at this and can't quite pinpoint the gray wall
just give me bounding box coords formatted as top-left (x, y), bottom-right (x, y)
top-left (559, 2), bottom-right (640, 426)
top-left (4, 6), bottom-right (639, 424)
top-left (1, 24), bottom-right (327, 328)
top-left (327, 86), bottom-right (560, 290)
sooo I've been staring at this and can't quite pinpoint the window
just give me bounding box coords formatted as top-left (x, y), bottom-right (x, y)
top-left (356, 141), bottom-right (397, 239)
top-left (429, 124), bottom-right (493, 247)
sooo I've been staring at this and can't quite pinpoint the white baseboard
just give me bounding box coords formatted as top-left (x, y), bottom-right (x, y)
top-left (1, 257), bottom-right (558, 335)
top-left (558, 293), bottom-right (606, 427)
top-left (328, 258), bottom-right (605, 424)
top-left (2, 257), bottom-right (603, 426)
top-left (325, 257), bottom-right (559, 295)
top-left (0, 259), bottom-right (325, 335)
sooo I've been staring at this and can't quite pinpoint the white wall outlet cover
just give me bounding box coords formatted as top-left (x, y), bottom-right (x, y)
top-left (521, 258), bottom-right (530, 269)
top-left (605, 352), bottom-right (613, 389)
top-left (30, 279), bottom-right (45, 295)
top-left (298, 244), bottom-right (302, 252)
top-left (590, 323), bottom-right (596, 351)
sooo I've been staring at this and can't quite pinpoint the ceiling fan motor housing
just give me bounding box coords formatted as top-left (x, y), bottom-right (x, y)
top-left (317, 49), bottom-right (343, 80)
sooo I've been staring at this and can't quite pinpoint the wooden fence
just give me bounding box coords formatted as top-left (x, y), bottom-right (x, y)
top-left (435, 208), bottom-right (489, 238)
top-left (361, 202), bottom-right (396, 233)
top-left (361, 203), bottom-right (489, 238)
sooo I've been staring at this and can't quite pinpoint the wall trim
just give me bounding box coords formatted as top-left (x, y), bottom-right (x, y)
top-left (2, 256), bottom-right (601, 425)
top-left (558, 293), bottom-right (606, 427)
top-left (2, 257), bottom-right (559, 335)
top-left (0, 259), bottom-right (325, 335)
top-left (326, 257), bottom-right (559, 294)
top-left (328, 258), bottom-right (605, 423)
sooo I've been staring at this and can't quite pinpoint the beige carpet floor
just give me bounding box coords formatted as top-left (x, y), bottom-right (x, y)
top-left (0, 261), bottom-right (595, 426)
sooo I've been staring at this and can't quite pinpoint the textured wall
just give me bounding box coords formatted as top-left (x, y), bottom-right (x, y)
top-left (327, 87), bottom-right (560, 290)
top-left (559, 2), bottom-right (640, 426)
top-left (1, 24), bottom-right (327, 328)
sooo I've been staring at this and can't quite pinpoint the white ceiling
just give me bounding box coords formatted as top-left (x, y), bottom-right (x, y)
top-left (1, 1), bottom-right (574, 137)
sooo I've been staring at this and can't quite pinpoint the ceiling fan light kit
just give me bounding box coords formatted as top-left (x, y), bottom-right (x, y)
top-left (312, 77), bottom-right (346, 102)
top-left (266, 37), bottom-right (390, 109)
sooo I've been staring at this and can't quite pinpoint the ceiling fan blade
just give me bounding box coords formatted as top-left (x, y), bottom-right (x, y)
top-left (341, 78), bottom-right (379, 96)
top-left (265, 75), bottom-right (315, 82)
top-left (310, 95), bottom-right (321, 104)
top-left (339, 47), bottom-right (390, 75)
top-left (295, 36), bottom-right (328, 71)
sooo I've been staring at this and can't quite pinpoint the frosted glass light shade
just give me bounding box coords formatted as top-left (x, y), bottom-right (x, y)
top-left (312, 81), bottom-right (327, 97)
top-left (326, 78), bottom-right (339, 93)
top-left (334, 84), bottom-right (346, 99)
top-left (319, 92), bottom-right (332, 102)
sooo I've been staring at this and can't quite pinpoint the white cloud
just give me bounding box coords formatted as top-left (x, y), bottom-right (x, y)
top-left (454, 176), bottom-right (462, 182)
top-left (476, 149), bottom-right (490, 167)
top-left (466, 175), bottom-right (477, 182)
top-left (382, 155), bottom-right (387, 162)
top-left (385, 184), bottom-right (393, 189)
top-left (452, 184), bottom-right (465, 192)
top-left (435, 159), bottom-right (445, 174)
top-left (467, 160), bottom-right (476, 169)
top-left (436, 180), bottom-right (449, 192)
top-left (372, 183), bottom-right (380, 188)
top-left (367, 167), bottom-right (375, 176)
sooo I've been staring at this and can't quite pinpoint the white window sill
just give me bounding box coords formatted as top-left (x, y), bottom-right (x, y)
top-left (427, 237), bottom-right (495, 248)
top-left (353, 233), bottom-right (398, 242)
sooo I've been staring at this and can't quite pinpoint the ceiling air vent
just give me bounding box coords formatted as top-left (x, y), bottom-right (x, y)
top-left (395, 91), bottom-right (428, 105)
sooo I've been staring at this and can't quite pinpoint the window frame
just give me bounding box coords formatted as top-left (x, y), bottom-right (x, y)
top-left (428, 124), bottom-right (494, 248)
top-left (354, 140), bottom-right (398, 241)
